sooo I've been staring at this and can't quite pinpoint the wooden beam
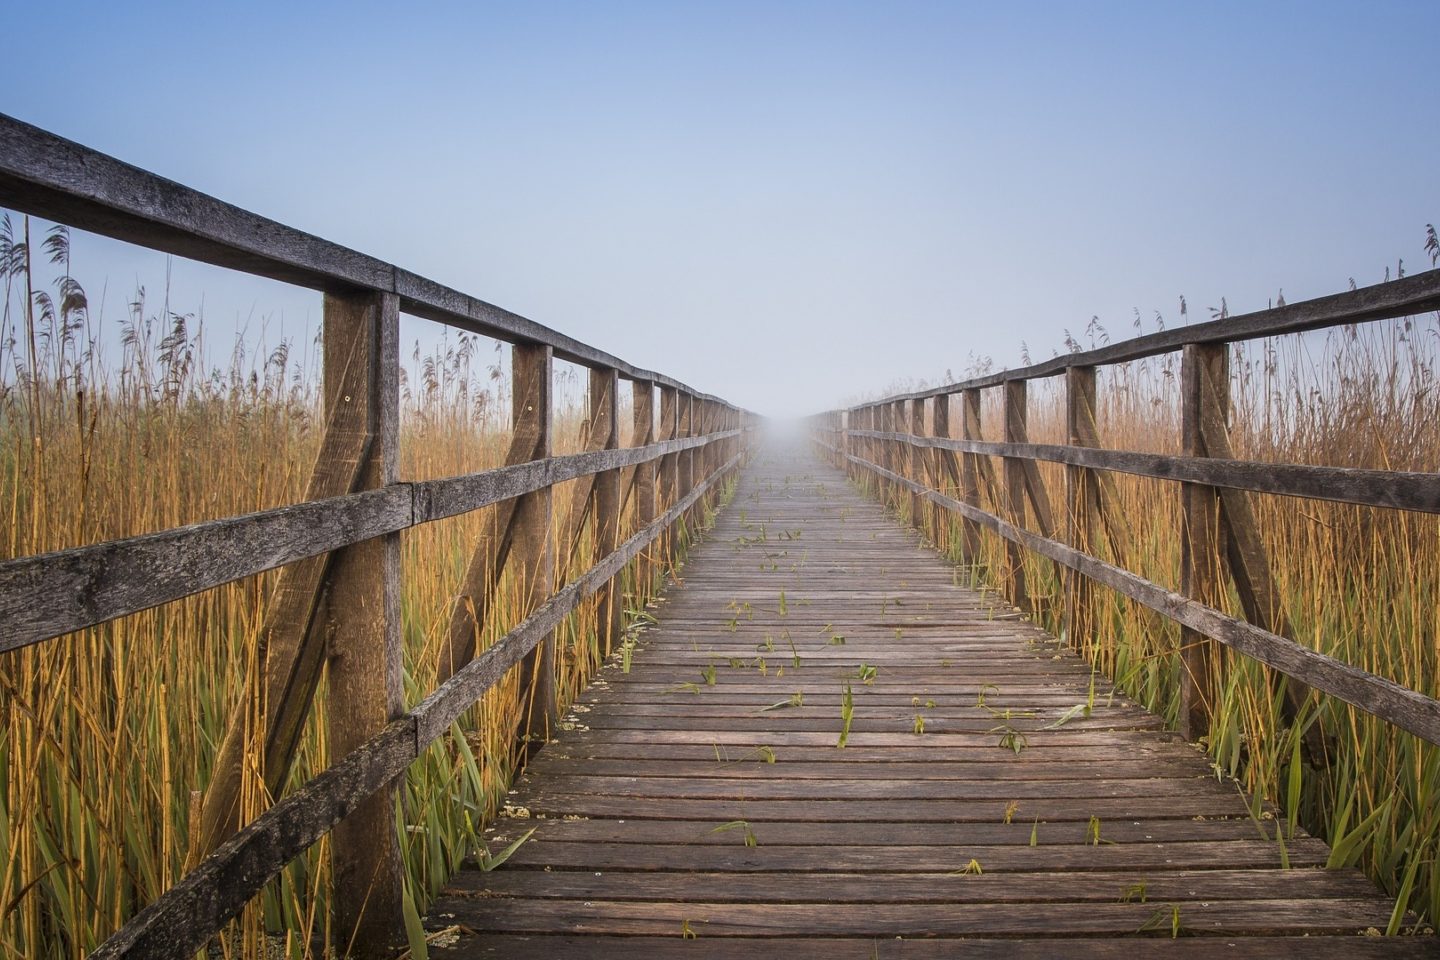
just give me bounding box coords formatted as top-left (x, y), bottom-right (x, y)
top-left (591, 368), bottom-right (622, 657)
top-left (1002, 381), bottom-right (1031, 612)
top-left (929, 396), bottom-right (958, 550)
top-left (678, 392), bottom-right (696, 532)
top-left (435, 342), bottom-right (551, 686)
top-left (908, 399), bottom-right (927, 533)
top-left (632, 382), bottom-right (657, 603)
top-left (1195, 363), bottom-right (1328, 763)
top-left (1180, 343), bottom-right (1226, 742)
top-left (958, 389), bottom-right (985, 562)
top-left (193, 289), bottom-right (395, 865)
top-left (325, 291), bottom-right (404, 956)
top-left (841, 429), bottom-right (1440, 516)
top-left (509, 344), bottom-right (556, 761)
top-left (1065, 366), bottom-right (1098, 655)
top-left (657, 385), bottom-right (679, 571)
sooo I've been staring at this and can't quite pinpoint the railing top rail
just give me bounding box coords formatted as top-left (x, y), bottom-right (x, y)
top-left (845, 268), bottom-right (1440, 411)
top-left (0, 112), bottom-right (736, 407)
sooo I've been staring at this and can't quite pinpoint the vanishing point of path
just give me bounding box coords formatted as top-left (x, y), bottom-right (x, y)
top-left (426, 434), bottom-right (1430, 958)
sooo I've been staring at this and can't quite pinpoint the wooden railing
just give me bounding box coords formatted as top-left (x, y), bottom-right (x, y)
top-left (812, 271), bottom-right (1440, 753)
top-left (0, 114), bottom-right (751, 958)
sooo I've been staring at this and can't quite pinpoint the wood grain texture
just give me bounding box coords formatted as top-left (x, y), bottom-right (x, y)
top-left (0, 428), bottom-right (739, 656)
top-left (845, 428), bottom-right (1440, 515)
top-left (1180, 343), bottom-right (1225, 741)
top-left (424, 437), bottom-right (1421, 956)
top-left (325, 290), bottom-right (405, 955)
top-left (195, 290), bottom-right (391, 863)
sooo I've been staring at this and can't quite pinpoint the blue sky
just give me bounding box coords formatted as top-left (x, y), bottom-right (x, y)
top-left (5, 1), bottom-right (1438, 414)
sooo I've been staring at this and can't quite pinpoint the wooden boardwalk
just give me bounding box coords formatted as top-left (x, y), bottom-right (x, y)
top-left (426, 435), bottom-right (1430, 958)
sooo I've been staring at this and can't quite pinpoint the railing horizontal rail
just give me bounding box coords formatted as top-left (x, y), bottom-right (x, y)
top-left (822, 441), bottom-right (1440, 747)
top-left (847, 428), bottom-right (1440, 515)
top-left (0, 113), bottom-right (730, 403)
top-left (91, 448), bottom-right (743, 960)
top-left (0, 428), bottom-right (739, 654)
top-left (850, 271), bottom-right (1440, 406)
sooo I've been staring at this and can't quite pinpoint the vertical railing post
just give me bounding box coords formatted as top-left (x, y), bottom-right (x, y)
top-left (863, 405), bottom-right (877, 490)
top-left (1180, 343), bottom-right (1226, 741)
top-left (678, 391), bottom-right (695, 530)
top-left (877, 403), bottom-right (892, 502)
top-left (1065, 366), bottom-right (1098, 654)
top-left (1002, 379), bottom-right (1030, 612)
top-left (510, 343), bottom-right (557, 758)
top-left (929, 394), bottom-right (956, 551)
top-left (591, 367), bottom-right (622, 656)
top-left (958, 389), bottom-right (984, 564)
top-left (632, 381), bottom-right (657, 601)
top-left (658, 385), bottom-right (679, 569)
top-left (890, 400), bottom-right (905, 513)
top-left (909, 398), bottom-right (927, 533)
top-left (324, 290), bottom-right (404, 956)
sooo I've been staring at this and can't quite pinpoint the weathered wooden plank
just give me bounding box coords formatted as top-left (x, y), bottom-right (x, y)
top-left (435, 343), bottom-right (550, 688)
top-left (1180, 343), bottom-right (1225, 741)
top-left (428, 934), bottom-right (1437, 960)
top-left (845, 428), bottom-right (1440, 515)
top-left (0, 428), bottom-right (740, 656)
top-left (483, 815), bottom-right (1286, 846)
top-left (439, 896), bottom-right (1396, 937)
top-left (195, 289), bottom-right (396, 863)
top-left (0, 486), bottom-right (409, 655)
top-left (509, 343), bottom-right (558, 756)
top-left (1003, 380), bottom-right (1032, 610)
top-left (590, 368), bottom-right (623, 656)
top-left (1195, 359), bottom-right (1326, 761)
top-left (1064, 365), bottom-right (1097, 651)
top-left (325, 290), bottom-right (405, 955)
top-left (958, 388), bottom-right (987, 559)
top-left (453, 867), bottom-right (1373, 903)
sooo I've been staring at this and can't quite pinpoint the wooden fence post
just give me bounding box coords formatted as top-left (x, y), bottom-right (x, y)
top-left (891, 400), bottom-right (906, 513)
top-left (325, 291), bottom-right (405, 956)
top-left (631, 382), bottom-right (657, 602)
top-left (1180, 343), bottom-right (1225, 741)
top-left (510, 343), bottom-right (557, 759)
top-left (678, 391), bottom-right (695, 531)
top-left (1002, 380), bottom-right (1031, 612)
top-left (591, 368), bottom-right (622, 656)
top-left (1190, 354), bottom-right (1327, 760)
top-left (909, 399), bottom-right (927, 533)
top-left (658, 385), bottom-right (679, 569)
top-left (930, 394), bottom-right (958, 550)
top-left (1065, 366), bottom-right (1098, 654)
top-left (958, 389), bottom-right (984, 563)
top-left (191, 289), bottom-right (405, 871)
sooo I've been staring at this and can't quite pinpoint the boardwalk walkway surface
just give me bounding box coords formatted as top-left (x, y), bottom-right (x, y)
top-left (425, 435), bottom-right (1431, 958)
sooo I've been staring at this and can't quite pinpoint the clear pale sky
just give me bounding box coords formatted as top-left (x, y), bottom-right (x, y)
top-left (6, 1), bottom-right (1438, 415)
